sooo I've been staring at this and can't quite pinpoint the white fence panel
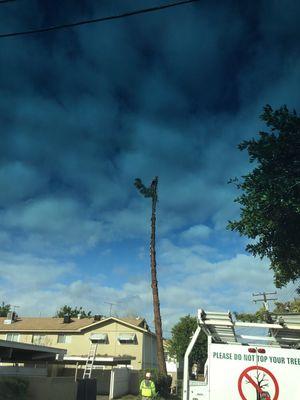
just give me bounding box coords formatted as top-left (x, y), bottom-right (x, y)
top-left (109, 368), bottom-right (130, 399)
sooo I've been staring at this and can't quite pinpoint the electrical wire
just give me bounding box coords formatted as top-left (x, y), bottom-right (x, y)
top-left (0, 0), bottom-right (200, 38)
top-left (278, 280), bottom-right (300, 303)
top-left (0, 0), bottom-right (19, 3)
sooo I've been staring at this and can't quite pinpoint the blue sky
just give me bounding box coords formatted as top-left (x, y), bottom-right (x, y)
top-left (0, 0), bottom-right (299, 333)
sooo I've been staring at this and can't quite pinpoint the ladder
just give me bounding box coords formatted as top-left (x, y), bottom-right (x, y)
top-left (83, 341), bottom-right (98, 379)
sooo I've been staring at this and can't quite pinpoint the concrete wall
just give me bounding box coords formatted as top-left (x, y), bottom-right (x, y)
top-left (0, 366), bottom-right (47, 377)
top-left (59, 366), bottom-right (111, 394)
top-left (27, 377), bottom-right (76, 400)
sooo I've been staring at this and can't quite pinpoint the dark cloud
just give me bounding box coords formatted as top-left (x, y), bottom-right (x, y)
top-left (0, 0), bottom-right (299, 258)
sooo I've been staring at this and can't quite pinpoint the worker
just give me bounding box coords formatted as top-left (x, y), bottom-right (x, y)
top-left (191, 363), bottom-right (197, 380)
top-left (140, 371), bottom-right (156, 399)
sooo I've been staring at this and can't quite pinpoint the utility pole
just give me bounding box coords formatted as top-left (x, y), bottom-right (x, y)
top-left (252, 292), bottom-right (277, 322)
top-left (104, 302), bottom-right (116, 317)
top-left (252, 292), bottom-right (278, 311)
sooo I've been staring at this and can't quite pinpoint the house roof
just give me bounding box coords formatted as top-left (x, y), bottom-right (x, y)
top-left (0, 316), bottom-right (153, 335)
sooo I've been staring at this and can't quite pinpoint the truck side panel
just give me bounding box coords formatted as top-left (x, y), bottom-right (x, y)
top-left (209, 343), bottom-right (300, 399)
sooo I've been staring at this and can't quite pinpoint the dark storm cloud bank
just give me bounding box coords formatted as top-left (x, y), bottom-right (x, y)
top-left (0, 0), bottom-right (300, 254)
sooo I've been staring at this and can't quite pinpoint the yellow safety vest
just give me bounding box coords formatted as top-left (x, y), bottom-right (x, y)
top-left (140, 379), bottom-right (156, 397)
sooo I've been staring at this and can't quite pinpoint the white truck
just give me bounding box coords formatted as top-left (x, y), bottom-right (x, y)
top-left (183, 309), bottom-right (300, 400)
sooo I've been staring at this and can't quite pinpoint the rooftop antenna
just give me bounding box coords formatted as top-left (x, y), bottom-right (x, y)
top-left (11, 305), bottom-right (20, 313)
top-left (104, 301), bottom-right (117, 317)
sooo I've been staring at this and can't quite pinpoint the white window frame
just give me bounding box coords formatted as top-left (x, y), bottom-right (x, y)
top-left (117, 333), bottom-right (137, 344)
top-left (90, 333), bottom-right (108, 344)
top-left (57, 334), bottom-right (72, 344)
top-left (6, 333), bottom-right (20, 342)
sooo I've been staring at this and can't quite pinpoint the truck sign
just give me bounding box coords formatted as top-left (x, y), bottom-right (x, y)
top-left (209, 343), bottom-right (299, 399)
top-left (237, 365), bottom-right (278, 400)
top-left (183, 310), bottom-right (300, 400)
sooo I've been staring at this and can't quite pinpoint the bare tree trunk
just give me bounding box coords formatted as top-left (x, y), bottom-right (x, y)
top-left (150, 177), bottom-right (167, 376)
top-left (256, 391), bottom-right (260, 400)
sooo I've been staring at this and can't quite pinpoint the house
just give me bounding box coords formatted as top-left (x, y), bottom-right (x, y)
top-left (0, 313), bottom-right (157, 370)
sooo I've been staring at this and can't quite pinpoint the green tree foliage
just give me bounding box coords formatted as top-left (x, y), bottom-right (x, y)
top-left (228, 105), bottom-right (300, 288)
top-left (0, 302), bottom-right (11, 317)
top-left (55, 305), bottom-right (92, 318)
top-left (234, 298), bottom-right (300, 322)
top-left (168, 315), bottom-right (207, 370)
top-left (273, 298), bottom-right (300, 313)
top-left (134, 178), bottom-right (157, 199)
top-left (234, 307), bottom-right (269, 323)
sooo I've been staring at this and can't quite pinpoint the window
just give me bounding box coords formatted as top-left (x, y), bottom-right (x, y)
top-left (117, 333), bottom-right (137, 344)
top-left (6, 333), bottom-right (20, 342)
top-left (90, 333), bottom-right (108, 344)
top-left (32, 334), bottom-right (46, 345)
top-left (57, 334), bottom-right (72, 344)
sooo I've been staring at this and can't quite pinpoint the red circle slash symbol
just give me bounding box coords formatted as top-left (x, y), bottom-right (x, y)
top-left (238, 366), bottom-right (279, 400)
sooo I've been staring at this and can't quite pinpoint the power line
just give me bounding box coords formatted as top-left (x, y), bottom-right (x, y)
top-left (0, 0), bottom-right (200, 39)
top-left (277, 280), bottom-right (300, 303)
top-left (0, 0), bottom-right (19, 4)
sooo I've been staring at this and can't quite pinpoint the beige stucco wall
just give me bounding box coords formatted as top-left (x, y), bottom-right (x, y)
top-left (0, 333), bottom-right (33, 344)
top-left (0, 320), bottom-right (157, 370)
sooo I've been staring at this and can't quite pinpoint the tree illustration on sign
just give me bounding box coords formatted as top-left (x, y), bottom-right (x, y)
top-left (246, 371), bottom-right (271, 400)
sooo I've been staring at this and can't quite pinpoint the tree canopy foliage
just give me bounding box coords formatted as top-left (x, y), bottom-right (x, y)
top-left (234, 298), bottom-right (300, 322)
top-left (234, 307), bottom-right (268, 323)
top-left (55, 305), bottom-right (92, 318)
top-left (168, 315), bottom-right (207, 370)
top-left (0, 302), bottom-right (11, 317)
top-left (273, 298), bottom-right (300, 313)
top-left (228, 105), bottom-right (300, 288)
top-left (134, 178), bottom-right (157, 200)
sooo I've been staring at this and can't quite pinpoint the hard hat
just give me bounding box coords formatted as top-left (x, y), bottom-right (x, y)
top-left (145, 372), bottom-right (151, 378)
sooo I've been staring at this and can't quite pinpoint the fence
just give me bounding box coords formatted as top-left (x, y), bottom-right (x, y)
top-left (0, 366), bottom-right (143, 399)
top-left (110, 368), bottom-right (130, 399)
top-left (76, 379), bottom-right (97, 400)
top-left (62, 366), bottom-right (111, 394)
top-left (27, 377), bottom-right (77, 400)
top-left (0, 366), bottom-right (47, 377)
top-left (0, 375), bottom-right (97, 400)
top-left (73, 366), bottom-right (133, 398)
